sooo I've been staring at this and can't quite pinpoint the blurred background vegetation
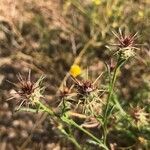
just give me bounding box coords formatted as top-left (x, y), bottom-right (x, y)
top-left (0, 0), bottom-right (149, 149)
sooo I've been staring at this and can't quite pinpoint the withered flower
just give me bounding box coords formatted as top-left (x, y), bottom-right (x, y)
top-left (130, 106), bottom-right (148, 127)
top-left (69, 75), bottom-right (103, 115)
top-left (71, 76), bottom-right (95, 96)
top-left (112, 29), bottom-right (139, 59)
top-left (16, 73), bottom-right (37, 98)
top-left (112, 29), bottom-right (138, 49)
top-left (8, 70), bottom-right (44, 108)
top-left (77, 80), bottom-right (94, 94)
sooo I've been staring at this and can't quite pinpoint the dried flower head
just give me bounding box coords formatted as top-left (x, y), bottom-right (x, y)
top-left (71, 76), bottom-right (95, 96)
top-left (8, 70), bottom-right (44, 109)
top-left (77, 80), bottom-right (94, 94)
top-left (130, 107), bottom-right (148, 127)
top-left (112, 29), bottom-right (139, 59)
top-left (68, 74), bottom-right (103, 115)
top-left (16, 72), bottom-right (37, 98)
top-left (112, 29), bottom-right (138, 49)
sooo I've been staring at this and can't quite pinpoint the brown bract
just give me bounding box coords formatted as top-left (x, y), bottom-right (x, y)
top-left (8, 71), bottom-right (40, 108)
top-left (71, 76), bottom-right (95, 96)
top-left (16, 72), bottom-right (37, 99)
top-left (112, 29), bottom-right (138, 49)
top-left (59, 87), bottom-right (71, 98)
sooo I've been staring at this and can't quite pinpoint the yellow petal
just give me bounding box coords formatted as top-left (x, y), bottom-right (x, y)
top-left (92, 0), bottom-right (101, 5)
top-left (70, 65), bottom-right (81, 77)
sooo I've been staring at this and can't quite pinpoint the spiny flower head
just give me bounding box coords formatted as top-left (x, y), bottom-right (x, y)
top-left (77, 80), bottom-right (94, 94)
top-left (71, 76), bottom-right (95, 96)
top-left (112, 29), bottom-right (138, 49)
top-left (17, 74), bottom-right (36, 97)
top-left (9, 70), bottom-right (44, 108)
top-left (112, 29), bottom-right (139, 59)
top-left (130, 107), bottom-right (148, 127)
top-left (15, 71), bottom-right (40, 100)
top-left (70, 64), bottom-right (82, 77)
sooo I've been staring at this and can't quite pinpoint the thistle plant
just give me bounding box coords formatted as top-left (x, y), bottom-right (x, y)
top-left (8, 71), bottom-right (45, 109)
top-left (9, 29), bottom-right (146, 150)
top-left (102, 29), bottom-right (139, 145)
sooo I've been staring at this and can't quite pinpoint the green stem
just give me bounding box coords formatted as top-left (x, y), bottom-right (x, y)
top-left (61, 115), bottom-right (108, 150)
top-left (35, 101), bottom-right (82, 149)
top-left (36, 100), bottom-right (54, 116)
top-left (33, 100), bottom-right (108, 149)
top-left (60, 128), bottom-right (81, 149)
top-left (103, 59), bottom-right (126, 144)
top-left (23, 99), bottom-right (81, 149)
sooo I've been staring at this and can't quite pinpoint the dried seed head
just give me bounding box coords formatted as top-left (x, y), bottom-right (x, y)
top-left (16, 72), bottom-right (37, 99)
top-left (8, 71), bottom-right (44, 108)
top-left (112, 29), bottom-right (138, 49)
top-left (69, 76), bottom-right (103, 116)
top-left (112, 29), bottom-right (139, 59)
top-left (130, 107), bottom-right (148, 127)
top-left (76, 80), bottom-right (95, 95)
top-left (118, 34), bottom-right (134, 48)
top-left (71, 76), bottom-right (95, 96)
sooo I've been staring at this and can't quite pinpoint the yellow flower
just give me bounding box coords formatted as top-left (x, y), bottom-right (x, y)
top-left (70, 65), bottom-right (81, 77)
top-left (92, 0), bottom-right (101, 5)
top-left (138, 11), bottom-right (144, 18)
